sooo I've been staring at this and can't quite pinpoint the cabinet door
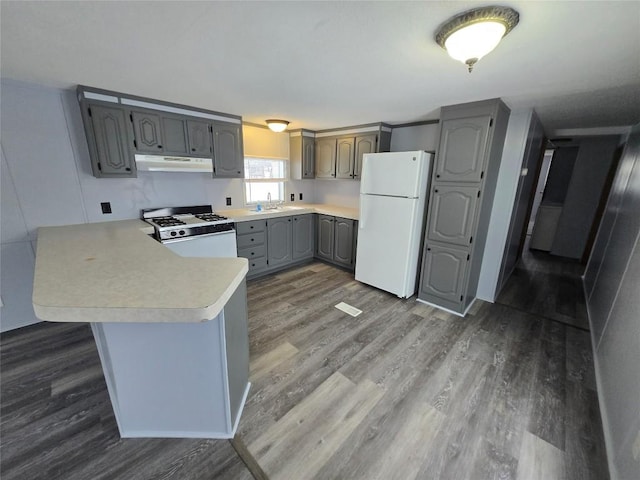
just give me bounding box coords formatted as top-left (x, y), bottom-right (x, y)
top-left (292, 215), bottom-right (314, 260)
top-left (354, 134), bottom-right (377, 179)
top-left (187, 120), bottom-right (212, 157)
top-left (89, 105), bottom-right (135, 177)
top-left (213, 122), bottom-right (244, 177)
top-left (333, 217), bottom-right (354, 266)
top-left (435, 115), bottom-right (491, 182)
top-left (161, 116), bottom-right (188, 155)
top-left (267, 217), bottom-right (292, 268)
top-left (316, 215), bottom-right (334, 260)
top-left (302, 136), bottom-right (316, 179)
top-left (419, 244), bottom-right (469, 303)
top-left (426, 185), bottom-right (480, 246)
top-left (315, 138), bottom-right (337, 178)
top-left (335, 137), bottom-right (355, 179)
top-left (132, 111), bottom-right (164, 153)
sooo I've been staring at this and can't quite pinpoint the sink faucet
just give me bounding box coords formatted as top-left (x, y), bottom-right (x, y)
top-left (267, 192), bottom-right (271, 208)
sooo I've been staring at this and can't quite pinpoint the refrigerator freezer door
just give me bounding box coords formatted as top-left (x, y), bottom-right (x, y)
top-left (355, 194), bottom-right (423, 298)
top-left (360, 151), bottom-right (427, 198)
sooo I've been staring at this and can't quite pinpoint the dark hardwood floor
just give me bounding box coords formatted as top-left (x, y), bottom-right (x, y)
top-left (495, 237), bottom-right (590, 331)
top-left (1, 260), bottom-right (608, 479)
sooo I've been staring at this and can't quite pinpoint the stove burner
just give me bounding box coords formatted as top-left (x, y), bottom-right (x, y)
top-left (152, 216), bottom-right (186, 227)
top-left (194, 213), bottom-right (228, 222)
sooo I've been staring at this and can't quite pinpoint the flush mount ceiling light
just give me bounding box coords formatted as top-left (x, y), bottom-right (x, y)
top-left (435, 5), bottom-right (519, 72)
top-left (266, 119), bottom-right (290, 132)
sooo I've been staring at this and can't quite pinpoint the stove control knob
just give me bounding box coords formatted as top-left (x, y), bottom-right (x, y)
top-left (170, 231), bottom-right (177, 237)
top-left (179, 230), bottom-right (185, 235)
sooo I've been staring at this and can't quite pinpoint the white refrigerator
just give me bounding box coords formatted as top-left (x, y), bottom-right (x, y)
top-left (355, 150), bottom-right (433, 298)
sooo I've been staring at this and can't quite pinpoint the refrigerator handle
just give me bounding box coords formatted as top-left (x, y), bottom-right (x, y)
top-left (359, 199), bottom-right (366, 230)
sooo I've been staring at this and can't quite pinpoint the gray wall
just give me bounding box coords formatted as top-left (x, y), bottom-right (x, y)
top-left (583, 124), bottom-right (640, 480)
top-left (551, 137), bottom-right (619, 259)
top-left (543, 147), bottom-right (578, 204)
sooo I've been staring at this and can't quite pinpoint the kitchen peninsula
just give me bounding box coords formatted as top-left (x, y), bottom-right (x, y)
top-left (32, 220), bottom-right (250, 439)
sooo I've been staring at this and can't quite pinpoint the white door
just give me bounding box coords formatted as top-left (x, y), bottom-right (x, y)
top-left (360, 151), bottom-right (429, 198)
top-left (355, 194), bottom-right (421, 297)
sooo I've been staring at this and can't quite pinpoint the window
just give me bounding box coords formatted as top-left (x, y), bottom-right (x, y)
top-left (244, 157), bottom-right (287, 205)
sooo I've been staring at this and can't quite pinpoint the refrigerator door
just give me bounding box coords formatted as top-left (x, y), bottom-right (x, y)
top-left (355, 194), bottom-right (423, 298)
top-left (360, 151), bottom-right (427, 198)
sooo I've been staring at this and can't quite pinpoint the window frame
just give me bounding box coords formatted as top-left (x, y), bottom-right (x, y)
top-left (243, 156), bottom-right (289, 207)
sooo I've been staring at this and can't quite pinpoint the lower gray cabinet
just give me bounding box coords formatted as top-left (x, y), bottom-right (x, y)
top-left (237, 214), bottom-right (315, 278)
top-left (419, 243), bottom-right (469, 308)
top-left (267, 217), bottom-right (293, 268)
top-left (292, 215), bottom-right (314, 260)
top-left (186, 120), bottom-right (212, 156)
top-left (315, 215), bottom-right (357, 271)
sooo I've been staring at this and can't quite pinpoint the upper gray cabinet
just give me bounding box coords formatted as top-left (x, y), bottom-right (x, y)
top-left (77, 85), bottom-right (243, 179)
top-left (86, 104), bottom-right (136, 177)
top-left (132, 111), bottom-right (164, 153)
top-left (187, 120), bottom-right (212, 156)
top-left (314, 127), bottom-right (390, 180)
top-left (336, 137), bottom-right (355, 179)
top-left (212, 122), bottom-right (244, 178)
top-left (316, 138), bottom-right (337, 178)
top-left (290, 131), bottom-right (315, 180)
top-left (435, 116), bottom-right (492, 183)
top-left (354, 134), bottom-right (377, 179)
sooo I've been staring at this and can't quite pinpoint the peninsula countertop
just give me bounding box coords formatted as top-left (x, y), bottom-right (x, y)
top-left (32, 219), bottom-right (248, 324)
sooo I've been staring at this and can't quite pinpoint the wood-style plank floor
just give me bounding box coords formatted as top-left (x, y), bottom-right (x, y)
top-left (1, 260), bottom-right (608, 479)
top-left (495, 237), bottom-right (589, 331)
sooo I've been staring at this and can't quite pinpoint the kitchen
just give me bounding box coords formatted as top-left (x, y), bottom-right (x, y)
top-left (1, 2), bottom-right (639, 480)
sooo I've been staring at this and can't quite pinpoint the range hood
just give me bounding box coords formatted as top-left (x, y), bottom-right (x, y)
top-left (134, 154), bottom-right (213, 173)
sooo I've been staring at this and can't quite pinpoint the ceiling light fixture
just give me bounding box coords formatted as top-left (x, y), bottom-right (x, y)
top-left (266, 119), bottom-right (290, 133)
top-left (435, 5), bottom-right (519, 73)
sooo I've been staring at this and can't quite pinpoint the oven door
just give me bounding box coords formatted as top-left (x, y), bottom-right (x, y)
top-left (162, 231), bottom-right (237, 258)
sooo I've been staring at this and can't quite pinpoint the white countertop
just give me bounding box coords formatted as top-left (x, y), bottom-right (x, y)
top-left (220, 203), bottom-right (359, 222)
top-left (32, 219), bottom-right (248, 323)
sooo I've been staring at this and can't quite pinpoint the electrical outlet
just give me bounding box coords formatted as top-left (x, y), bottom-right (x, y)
top-left (101, 202), bottom-right (112, 214)
top-left (299, 193), bottom-right (303, 201)
top-left (226, 197), bottom-right (232, 206)
top-left (290, 193), bottom-right (295, 202)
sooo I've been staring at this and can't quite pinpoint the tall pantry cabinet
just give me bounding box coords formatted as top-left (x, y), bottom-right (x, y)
top-left (418, 99), bottom-right (510, 315)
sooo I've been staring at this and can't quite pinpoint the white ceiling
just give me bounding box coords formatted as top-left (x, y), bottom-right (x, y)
top-left (1, 1), bottom-right (639, 134)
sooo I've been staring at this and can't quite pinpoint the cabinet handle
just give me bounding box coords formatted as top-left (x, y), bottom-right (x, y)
top-left (237, 171), bottom-right (241, 174)
top-left (191, 148), bottom-right (196, 152)
top-left (288, 219), bottom-right (291, 222)
top-left (427, 247), bottom-right (431, 251)
top-left (436, 174), bottom-right (440, 178)
top-left (434, 189), bottom-right (439, 193)
top-left (251, 238), bottom-right (255, 242)
top-left (157, 145), bottom-right (162, 149)
top-left (250, 226), bottom-right (254, 229)
top-left (125, 167), bottom-right (131, 172)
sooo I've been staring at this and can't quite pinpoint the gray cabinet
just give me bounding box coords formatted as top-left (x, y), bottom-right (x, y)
top-left (292, 215), bottom-right (314, 260)
top-left (236, 220), bottom-right (268, 276)
top-left (290, 132), bottom-right (315, 179)
top-left (267, 217), bottom-right (293, 268)
top-left (354, 134), bottom-right (377, 179)
top-left (162, 116), bottom-right (189, 155)
top-left (426, 185), bottom-right (480, 246)
top-left (132, 111), bottom-right (164, 153)
top-left (186, 120), bottom-right (212, 156)
top-left (213, 122), bottom-right (244, 178)
top-left (334, 217), bottom-right (355, 266)
top-left (418, 99), bottom-right (510, 315)
top-left (315, 214), bottom-right (357, 270)
top-left (316, 138), bottom-right (337, 178)
top-left (84, 104), bottom-right (136, 177)
top-left (420, 244), bottom-right (469, 305)
top-left (336, 137), bottom-right (355, 179)
top-left (435, 116), bottom-right (492, 183)
top-left (316, 214), bottom-right (335, 260)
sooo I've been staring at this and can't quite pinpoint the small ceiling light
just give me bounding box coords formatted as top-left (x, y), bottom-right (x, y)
top-left (266, 119), bottom-right (290, 132)
top-left (435, 5), bottom-right (519, 72)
